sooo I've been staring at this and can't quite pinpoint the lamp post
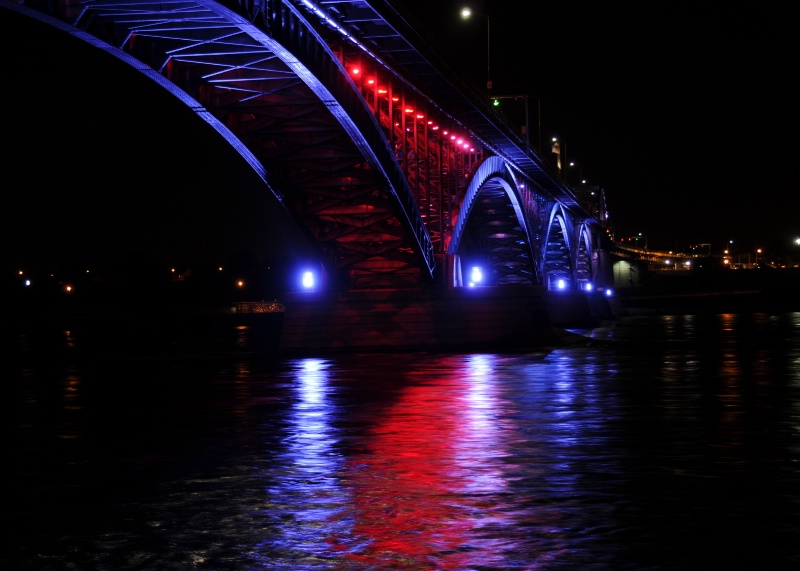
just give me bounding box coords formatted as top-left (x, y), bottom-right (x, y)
top-left (568, 161), bottom-right (583, 186)
top-left (460, 7), bottom-right (491, 95)
top-left (794, 237), bottom-right (800, 267)
top-left (492, 94), bottom-right (539, 154)
top-left (534, 95), bottom-right (541, 153)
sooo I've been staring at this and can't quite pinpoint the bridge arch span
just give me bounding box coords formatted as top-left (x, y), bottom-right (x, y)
top-left (542, 210), bottom-right (606, 290)
top-left (5, 0), bottom-right (435, 290)
top-left (6, 0), bottom-right (613, 295)
top-left (543, 204), bottom-right (575, 288)
top-left (448, 156), bottom-right (537, 286)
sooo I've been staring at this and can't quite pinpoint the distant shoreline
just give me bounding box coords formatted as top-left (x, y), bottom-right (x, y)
top-left (616, 268), bottom-right (800, 315)
top-left (7, 268), bottom-right (799, 326)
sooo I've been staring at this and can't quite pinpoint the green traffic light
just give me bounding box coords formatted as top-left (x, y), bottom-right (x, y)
top-left (492, 98), bottom-right (500, 107)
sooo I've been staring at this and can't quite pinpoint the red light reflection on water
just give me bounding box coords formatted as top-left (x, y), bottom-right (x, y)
top-left (327, 354), bottom-right (529, 568)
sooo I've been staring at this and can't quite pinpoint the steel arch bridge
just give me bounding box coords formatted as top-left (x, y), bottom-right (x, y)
top-left (4, 0), bottom-right (611, 292)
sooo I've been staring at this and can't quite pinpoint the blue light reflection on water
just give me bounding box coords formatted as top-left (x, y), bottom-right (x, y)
top-left (5, 312), bottom-right (800, 570)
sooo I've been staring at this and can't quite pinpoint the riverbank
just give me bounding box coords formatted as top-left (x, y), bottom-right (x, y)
top-left (616, 268), bottom-right (800, 315)
top-left (7, 269), bottom-right (797, 357)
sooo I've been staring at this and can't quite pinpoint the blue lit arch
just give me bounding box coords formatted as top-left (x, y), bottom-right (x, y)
top-left (448, 156), bottom-right (537, 285)
top-left (543, 204), bottom-right (574, 288)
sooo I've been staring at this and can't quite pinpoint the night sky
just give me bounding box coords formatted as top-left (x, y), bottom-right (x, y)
top-left (401, 0), bottom-right (799, 252)
top-left (2, 6), bottom-right (312, 274)
top-left (3, 1), bottom-right (798, 276)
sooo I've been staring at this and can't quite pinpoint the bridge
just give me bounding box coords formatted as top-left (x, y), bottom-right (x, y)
top-left (5, 0), bottom-right (619, 350)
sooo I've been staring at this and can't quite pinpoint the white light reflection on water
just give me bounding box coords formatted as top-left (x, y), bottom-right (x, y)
top-left (255, 352), bottom-right (629, 569)
top-left (7, 313), bottom-right (800, 570)
top-left (260, 357), bottom-right (353, 564)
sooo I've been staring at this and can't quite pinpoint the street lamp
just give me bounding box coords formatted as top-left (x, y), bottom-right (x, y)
top-left (492, 94), bottom-right (539, 154)
top-left (794, 238), bottom-right (800, 267)
top-left (532, 95), bottom-right (541, 153)
top-left (460, 7), bottom-right (491, 95)
top-left (568, 161), bottom-right (584, 186)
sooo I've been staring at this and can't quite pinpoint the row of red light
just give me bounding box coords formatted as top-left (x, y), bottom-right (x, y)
top-left (351, 67), bottom-right (476, 153)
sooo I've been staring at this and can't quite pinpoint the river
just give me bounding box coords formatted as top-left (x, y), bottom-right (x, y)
top-left (5, 310), bottom-right (800, 570)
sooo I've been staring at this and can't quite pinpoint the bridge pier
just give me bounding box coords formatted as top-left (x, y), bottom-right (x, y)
top-left (278, 285), bottom-right (620, 353)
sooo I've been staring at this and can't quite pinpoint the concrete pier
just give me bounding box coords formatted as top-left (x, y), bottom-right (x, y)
top-left (279, 285), bottom-right (619, 353)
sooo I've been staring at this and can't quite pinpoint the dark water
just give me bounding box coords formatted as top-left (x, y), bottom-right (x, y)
top-left (5, 311), bottom-right (800, 570)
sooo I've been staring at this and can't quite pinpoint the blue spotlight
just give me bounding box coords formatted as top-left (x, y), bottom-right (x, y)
top-left (469, 266), bottom-right (483, 287)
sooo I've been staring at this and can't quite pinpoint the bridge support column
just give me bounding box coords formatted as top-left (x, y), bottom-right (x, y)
top-left (594, 247), bottom-right (617, 290)
top-left (279, 285), bottom-right (566, 353)
top-left (434, 253), bottom-right (463, 288)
